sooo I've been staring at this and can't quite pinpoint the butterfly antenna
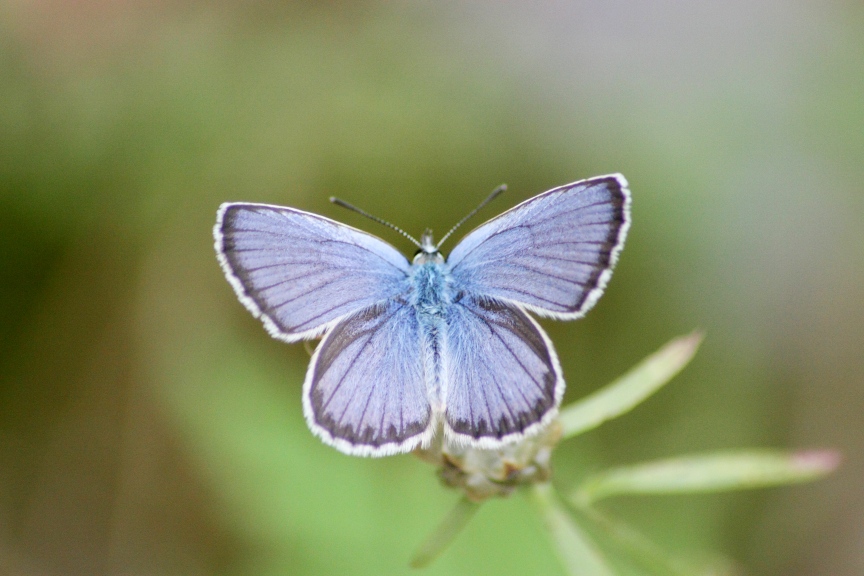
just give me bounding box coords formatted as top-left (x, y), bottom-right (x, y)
top-left (436, 184), bottom-right (506, 249)
top-left (330, 197), bottom-right (422, 248)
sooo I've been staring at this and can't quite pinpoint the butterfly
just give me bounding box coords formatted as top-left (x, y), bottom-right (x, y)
top-left (214, 174), bottom-right (630, 457)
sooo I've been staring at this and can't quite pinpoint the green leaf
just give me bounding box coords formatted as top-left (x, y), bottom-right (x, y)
top-left (410, 497), bottom-right (481, 568)
top-left (531, 484), bottom-right (616, 576)
top-left (569, 503), bottom-right (707, 576)
top-left (559, 331), bottom-right (703, 439)
top-left (573, 449), bottom-right (842, 504)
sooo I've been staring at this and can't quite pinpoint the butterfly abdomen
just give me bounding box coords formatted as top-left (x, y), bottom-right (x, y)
top-left (409, 261), bottom-right (454, 411)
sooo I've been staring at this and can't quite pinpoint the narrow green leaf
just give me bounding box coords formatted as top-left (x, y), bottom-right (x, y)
top-left (559, 331), bottom-right (703, 439)
top-left (530, 484), bottom-right (616, 576)
top-left (410, 496), bottom-right (480, 568)
top-left (573, 449), bottom-right (842, 504)
top-left (570, 502), bottom-right (703, 576)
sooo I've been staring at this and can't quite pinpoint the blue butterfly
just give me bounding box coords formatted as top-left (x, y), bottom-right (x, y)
top-left (214, 174), bottom-right (631, 457)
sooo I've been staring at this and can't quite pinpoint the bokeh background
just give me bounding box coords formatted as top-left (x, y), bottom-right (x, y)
top-left (1, 1), bottom-right (862, 575)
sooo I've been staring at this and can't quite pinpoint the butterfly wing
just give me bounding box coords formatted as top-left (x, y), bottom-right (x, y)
top-left (215, 203), bottom-right (411, 341)
top-left (447, 174), bottom-right (630, 319)
top-left (443, 296), bottom-right (562, 446)
top-left (303, 300), bottom-right (431, 456)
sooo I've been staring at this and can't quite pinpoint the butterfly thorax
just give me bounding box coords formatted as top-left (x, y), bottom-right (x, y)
top-left (408, 260), bottom-right (451, 318)
top-left (410, 228), bottom-right (451, 316)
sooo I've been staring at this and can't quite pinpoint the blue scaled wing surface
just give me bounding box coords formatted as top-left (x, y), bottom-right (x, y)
top-left (447, 174), bottom-right (631, 319)
top-left (215, 202), bottom-right (411, 341)
top-left (443, 297), bottom-right (563, 446)
top-left (303, 300), bottom-right (431, 456)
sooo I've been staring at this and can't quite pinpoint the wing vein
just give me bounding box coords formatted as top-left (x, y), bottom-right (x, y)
top-left (464, 303), bottom-right (546, 394)
top-left (322, 330), bottom-right (375, 414)
top-left (506, 261), bottom-right (589, 286)
top-left (321, 306), bottom-right (401, 416)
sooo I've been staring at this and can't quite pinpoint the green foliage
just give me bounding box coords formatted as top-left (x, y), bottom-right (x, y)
top-left (574, 450), bottom-right (841, 505)
top-left (559, 332), bottom-right (703, 440)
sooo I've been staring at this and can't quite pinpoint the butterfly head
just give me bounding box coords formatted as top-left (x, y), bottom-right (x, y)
top-left (413, 229), bottom-right (444, 265)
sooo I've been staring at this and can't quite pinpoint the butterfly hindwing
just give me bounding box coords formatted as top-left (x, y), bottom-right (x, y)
top-left (447, 174), bottom-right (630, 319)
top-left (215, 203), bottom-right (411, 341)
top-left (303, 300), bottom-right (432, 456)
top-left (442, 296), bottom-right (563, 446)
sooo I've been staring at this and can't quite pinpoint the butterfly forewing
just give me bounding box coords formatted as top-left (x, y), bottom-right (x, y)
top-left (303, 301), bottom-right (432, 456)
top-left (215, 203), bottom-right (411, 340)
top-left (443, 297), bottom-right (563, 446)
top-left (446, 174), bottom-right (630, 319)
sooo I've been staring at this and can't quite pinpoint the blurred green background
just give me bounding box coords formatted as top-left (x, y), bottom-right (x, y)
top-left (1, 2), bottom-right (862, 574)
